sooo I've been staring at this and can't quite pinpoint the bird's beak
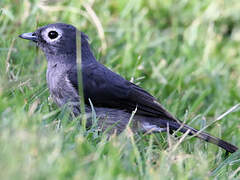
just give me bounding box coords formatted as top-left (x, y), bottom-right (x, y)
top-left (19, 32), bottom-right (38, 42)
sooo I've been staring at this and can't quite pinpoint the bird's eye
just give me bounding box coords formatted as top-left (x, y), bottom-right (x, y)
top-left (48, 31), bottom-right (58, 39)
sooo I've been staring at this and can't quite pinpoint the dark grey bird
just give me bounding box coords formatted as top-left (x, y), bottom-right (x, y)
top-left (19, 23), bottom-right (238, 153)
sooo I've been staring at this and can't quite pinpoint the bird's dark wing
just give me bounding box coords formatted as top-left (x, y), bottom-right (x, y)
top-left (68, 62), bottom-right (177, 121)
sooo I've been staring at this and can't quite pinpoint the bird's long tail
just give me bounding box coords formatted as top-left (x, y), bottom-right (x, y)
top-left (153, 119), bottom-right (238, 153)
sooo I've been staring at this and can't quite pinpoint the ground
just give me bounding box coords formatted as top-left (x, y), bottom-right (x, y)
top-left (0, 0), bottom-right (240, 179)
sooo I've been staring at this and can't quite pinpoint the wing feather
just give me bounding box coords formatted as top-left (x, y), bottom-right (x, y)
top-left (68, 62), bottom-right (178, 121)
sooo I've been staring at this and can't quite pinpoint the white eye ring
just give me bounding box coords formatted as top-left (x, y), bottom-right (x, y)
top-left (42, 27), bottom-right (62, 43)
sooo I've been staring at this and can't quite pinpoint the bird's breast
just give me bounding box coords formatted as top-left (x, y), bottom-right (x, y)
top-left (47, 66), bottom-right (60, 91)
top-left (46, 64), bottom-right (67, 106)
top-left (46, 63), bottom-right (80, 108)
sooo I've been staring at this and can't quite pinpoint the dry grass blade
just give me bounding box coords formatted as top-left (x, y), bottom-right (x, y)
top-left (83, 2), bottom-right (107, 53)
top-left (170, 129), bottom-right (190, 153)
top-left (216, 103), bottom-right (240, 121)
top-left (6, 38), bottom-right (16, 74)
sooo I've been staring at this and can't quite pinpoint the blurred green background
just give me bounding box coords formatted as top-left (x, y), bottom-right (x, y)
top-left (1, 0), bottom-right (240, 179)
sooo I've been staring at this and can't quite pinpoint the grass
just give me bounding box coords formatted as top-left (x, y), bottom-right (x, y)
top-left (1, 0), bottom-right (240, 179)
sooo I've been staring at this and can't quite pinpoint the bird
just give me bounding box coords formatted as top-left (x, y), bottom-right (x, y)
top-left (19, 23), bottom-right (238, 153)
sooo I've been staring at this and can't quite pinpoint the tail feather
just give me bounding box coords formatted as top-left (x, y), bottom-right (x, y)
top-left (154, 119), bottom-right (238, 153)
top-left (180, 124), bottom-right (238, 153)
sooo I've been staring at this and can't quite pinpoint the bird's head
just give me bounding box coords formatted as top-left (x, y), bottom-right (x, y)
top-left (19, 23), bottom-right (89, 58)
